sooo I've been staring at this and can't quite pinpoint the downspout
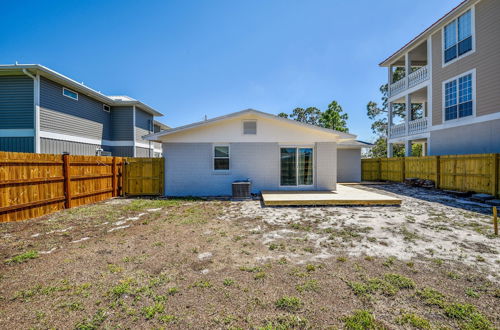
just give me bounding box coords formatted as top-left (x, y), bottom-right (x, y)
top-left (22, 69), bottom-right (40, 153)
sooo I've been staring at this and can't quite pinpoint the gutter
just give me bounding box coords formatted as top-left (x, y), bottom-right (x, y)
top-left (22, 69), bottom-right (41, 153)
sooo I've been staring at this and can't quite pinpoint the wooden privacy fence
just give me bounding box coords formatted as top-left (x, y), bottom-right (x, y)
top-left (124, 157), bottom-right (164, 196)
top-left (0, 151), bottom-right (124, 223)
top-left (362, 153), bottom-right (500, 198)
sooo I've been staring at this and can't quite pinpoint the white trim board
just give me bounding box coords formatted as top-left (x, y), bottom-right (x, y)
top-left (39, 131), bottom-right (154, 149)
top-left (0, 129), bottom-right (35, 137)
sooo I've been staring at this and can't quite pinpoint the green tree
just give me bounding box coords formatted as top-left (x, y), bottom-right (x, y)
top-left (319, 101), bottom-right (349, 132)
top-left (278, 101), bottom-right (349, 132)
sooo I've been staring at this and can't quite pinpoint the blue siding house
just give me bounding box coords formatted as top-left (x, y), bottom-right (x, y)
top-left (0, 64), bottom-right (166, 157)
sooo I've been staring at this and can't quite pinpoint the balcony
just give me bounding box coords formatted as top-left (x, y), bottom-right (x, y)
top-left (388, 65), bottom-right (429, 97)
top-left (389, 118), bottom-right (429, 138)
top-left (388, 86), bottom-right (429, 139)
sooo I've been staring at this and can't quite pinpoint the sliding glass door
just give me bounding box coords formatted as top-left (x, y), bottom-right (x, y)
top-left (280, 147), bottom-right (313, 186)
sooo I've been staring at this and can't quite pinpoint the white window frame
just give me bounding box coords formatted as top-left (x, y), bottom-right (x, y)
top-left (278, 145), bottom-right (315, 188)
top-left (441, 68), bottom-right (476, 124)
top-left (242, 120), bottom-right (257, 135)
top-left (442, 6), bottom-right (475, 68)
top-left (103, 104), bottom-right (111, 112)
top-left (213, 144), bottom-right (230, 173)
top-left (62, 87), bottom-right (78, 100)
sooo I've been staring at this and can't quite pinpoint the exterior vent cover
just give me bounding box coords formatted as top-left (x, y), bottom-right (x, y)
top-left (232, 180), bottom-right (251, 199)
top-left (243, 120), bottom-right (257, 134)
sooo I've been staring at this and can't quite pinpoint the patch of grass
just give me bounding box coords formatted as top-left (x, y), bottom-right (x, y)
top-left (305, 264), bottom-right (316, 272)
top-left (383, 256), bottom-right (397, 268)
top-left (475, 255), bottom-right (486, 262)
top-left (465, 288), bottom-right (480, 298)
top-left (14, 280), bottom-right (73, 301)
top-left (383, 273), bottom-right (415, 289)
top-left (443, 303), bottom-right (492, 329)
top-left (260, 315), bottom-right (308, 329)
top-left (109, 278), bottom-right (134, 298)
top-left (417, 287), bottom-right (446, 307)
top-left (275, 296), bottom-right (303, 312)
top-left (303, 247), bottom-right (314, 253)
top-left (347, 281), bottom-right (379, 297)
top-left (254, 272), bottom-right (266, 280)
top-left (447, 271), bottom-right (461, 280)
top-left (192, 280), bottom-right (212, 288)
top-left (400, 226), bottom-right (421, 242)
top-left (269, 242), bottom-right (286, 251)
top-left (328, 226), bottom-right (373, 242)
top-left (296, 280), bottom-right (320, 293)
top-left (75, 309), bottom-right (107, 330)
top-left (343, 310), bottom-right (382, 330)
top-left (239, 266), bottom-right (262, 273)
top-left (223, 278), bottom-right (234, 286)
top-left (107, 264), bottom-right (123, 273)
top-left (4, 250), bottom-right (38, 264)
top-left (337, 256), bottom-right (348, 262)
top-left (167, 287), bottom-right (179, 295)
top-left (277, 257), bottom-right (288, 265)
top-left (396, 312), bottom-right (431, 329)
top-left (58, 301), bottom-right (84, 311)
top-left (158, 314), bottom-right (177, 323)
top-left (142, 302), bottom-right (165, 320)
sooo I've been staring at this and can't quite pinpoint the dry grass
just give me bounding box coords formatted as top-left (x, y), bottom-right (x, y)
top-left (0, 185), bottom-right (499, 329)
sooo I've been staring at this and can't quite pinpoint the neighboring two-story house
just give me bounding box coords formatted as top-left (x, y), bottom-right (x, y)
top-left (0, 64), bottom-right (165, 157)
top-left (380, 0), bottom-right (500, 156)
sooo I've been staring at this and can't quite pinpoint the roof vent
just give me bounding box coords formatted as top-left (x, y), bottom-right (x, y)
top-left (243, 120), bottom-right (257, 135)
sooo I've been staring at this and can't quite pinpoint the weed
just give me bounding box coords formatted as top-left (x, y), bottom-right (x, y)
top-left (107, 264), bottom-right (123, 273)
top-left (383, 256), bottom-right (397, 268)
top-left (343, 310), bottom-right (382, 330)
top-left (303, 247), bottom-right (314, 253)
top-left (443, 303), bottom-right (492, 329)
top-left (275, 296), bottom-right (303, 312)
top-left (59, 301), bottom-right (84, 311)
top-left (305, 264), bottom-right (316, 272)
top-left (260, 315), bottom-right (308, 329)
top-left (416, 287), bottom-right (446, 307)
top-left (269, 243), bottom-right (285, 251)
top-left (396, 312), bottom-right (431, 329)
top-left (167, 287), bottom-right (179, 295)
top-left (337, 256), bottom-right (348, 262)
top-left (159, 314), bottom-right (177, 323)
top-left (192, 280), bottom-right (212, 288)
top-left (4, 250), bottom-right (38, 264)
top-left (475, 255), bottom-right (486, 262)
top-left (296, 280), bottom-right (320, 293)
top-left (383, 273), bottom-right (415, 289)
top-left (109, 278), bottom-right (134, 298)
top-left (239, 266), bottom-right (262, 273)
top-left (142, 302), bottom-right (165, 320)
top-left (347, 281), bottom-right (378, 297)
top-left (223, 278), bottom-right (234, 286)
top-left (465, 288), bottom-right (480, 298)
top-left (277, 257), bottom-right (288, 265)
top-left (364, 256), bottom-right (374, 261)
top-left (254, 272), bottom-right (266, 280)
top-left (447, 271), bottom-right (461, 280)
top-left (75, 309), bottom-right (107, 330)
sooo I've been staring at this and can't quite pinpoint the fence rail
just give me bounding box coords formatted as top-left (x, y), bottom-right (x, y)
top-left (0, 151), bottom-right (124, 223)
top-left (362, 153), bottom-right (500, 198)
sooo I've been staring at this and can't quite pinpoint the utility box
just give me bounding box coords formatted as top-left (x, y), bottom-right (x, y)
top-left (232, 180), bottom-right (251, 199)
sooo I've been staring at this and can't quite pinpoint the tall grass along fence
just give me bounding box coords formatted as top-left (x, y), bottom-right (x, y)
top-left (0, 151), bottom-right (124, 223)
top-left (362, 153), bottom-right (500, 198)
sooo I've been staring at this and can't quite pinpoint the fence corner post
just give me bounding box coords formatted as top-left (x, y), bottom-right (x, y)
top-left (112, 157), bottom-right (118, 197)
top-left (63, 154), bottom-right (72, 209)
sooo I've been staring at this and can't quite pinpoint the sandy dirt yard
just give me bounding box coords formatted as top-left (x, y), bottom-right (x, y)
top-left (0, 184), bottom-right (498, 329)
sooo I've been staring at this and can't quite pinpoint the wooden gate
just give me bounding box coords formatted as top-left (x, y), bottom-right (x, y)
top-left (124, 158), bottom-right (164, 196)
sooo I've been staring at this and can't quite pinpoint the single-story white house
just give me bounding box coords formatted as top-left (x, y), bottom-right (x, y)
top-left (145, 109), bottom-right (370, 196)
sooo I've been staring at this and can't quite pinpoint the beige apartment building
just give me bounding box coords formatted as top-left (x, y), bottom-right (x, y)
top-left (380, 0), bottom-right (500, 156)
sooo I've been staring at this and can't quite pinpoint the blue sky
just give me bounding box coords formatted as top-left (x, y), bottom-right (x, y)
top-left (1, 0), bottom-right (462, 142)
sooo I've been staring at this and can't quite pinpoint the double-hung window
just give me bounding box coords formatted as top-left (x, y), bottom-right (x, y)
top-left (444, 10), bottom-right (472, 63)
top-left (444, 73), bottom-right (473, 121)
top-left (213, 145), bottom-right (229, 171)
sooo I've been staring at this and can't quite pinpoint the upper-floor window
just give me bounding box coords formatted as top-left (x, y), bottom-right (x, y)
top-left (444, 72), bottom-right (473, 121)
top-left (444, 10), bottom-right (473, 64)
top-left (63, 87), bottom-right (78, 100)
top-left (243, 120), bottom-right (257, 135)
top-left (103, 104), bottom-right (111, 112)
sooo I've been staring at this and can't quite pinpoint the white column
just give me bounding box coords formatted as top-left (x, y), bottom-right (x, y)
top-left (422, 142), bottom-right (427, 156)
top-left (405, 52), bottom-right (411, 79)
top-left (388, 65), bottom-right (393, 84)
top-left (387, 142), bottom-right (394, 158)
top-left (405, 93), bottom-right (411, 135)
top-left (405, 140), bottom-right (412, 157)
top-left (388, 102), bottom-right (393, 138)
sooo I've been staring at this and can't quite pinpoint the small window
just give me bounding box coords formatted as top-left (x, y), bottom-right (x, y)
top-left (443, 10), bottom-right (473, 63)
top-left (243, 120), bottom-right (257, 135)
top-left (444, 73), bottom-right (473, 121)
top-left (63, 87), bottom-right (78, 100)
top-left (214, 145), bottom-right (229, 171)
top-left (103, 104), bottom-right (111, 112)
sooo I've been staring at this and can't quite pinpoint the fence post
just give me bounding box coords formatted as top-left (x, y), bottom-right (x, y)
top-left (112, 157), bottom-right (117, 197)
top-left (492, 153), bottom-right (499, 198)
top-left (435, 156), bottom-right (440, 189)
top-left (62, 154), bottom-right (72, 209)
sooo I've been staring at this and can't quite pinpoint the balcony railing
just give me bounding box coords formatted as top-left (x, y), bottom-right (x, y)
top-left (408, 117), bottom-right (428, 134)
top-left (388, 65), bottom-right (429, 97)
top-left (408, 65), bottom-right (429, 88)
top-left (389, 123), bottom-right (406, 138)
top-left (389, 117), bottom-right (429, 138)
